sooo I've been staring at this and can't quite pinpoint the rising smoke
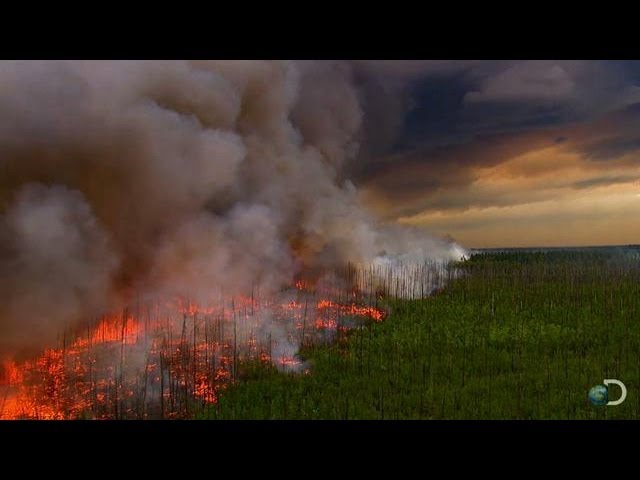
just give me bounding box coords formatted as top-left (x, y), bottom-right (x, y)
top-left (0, 60), bottom-right (466, 356)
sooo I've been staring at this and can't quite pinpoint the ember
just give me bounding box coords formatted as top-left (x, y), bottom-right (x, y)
top-left (0, 283), bottom-right (385, 420)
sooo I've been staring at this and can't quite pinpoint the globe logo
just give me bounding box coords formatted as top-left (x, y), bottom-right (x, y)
top-left (588, 384), bottom-right (608, 406)
top-left (588, 379), bottom-right (627, 406)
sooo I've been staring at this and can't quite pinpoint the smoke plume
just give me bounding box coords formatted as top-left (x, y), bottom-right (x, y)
top-left (0, 60), bottom-right (465, 356)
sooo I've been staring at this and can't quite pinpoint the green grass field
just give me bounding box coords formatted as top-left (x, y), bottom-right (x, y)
top-left (202, 248), bottom-right (640, 419)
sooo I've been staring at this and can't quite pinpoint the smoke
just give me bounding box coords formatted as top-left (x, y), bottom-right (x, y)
top-left (0, 60), bottom-right (465, 356)
top-left (0, 184), bottom-right (119, 355)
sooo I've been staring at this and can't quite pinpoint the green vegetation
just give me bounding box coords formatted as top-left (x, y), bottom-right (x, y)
top-left (203, 248), bottom-right (640, 419)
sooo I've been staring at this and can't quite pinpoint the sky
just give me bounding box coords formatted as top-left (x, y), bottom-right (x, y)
top-left (352, 60), bottom-right (640, 248)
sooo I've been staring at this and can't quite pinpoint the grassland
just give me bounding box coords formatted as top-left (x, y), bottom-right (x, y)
top-left (202, 248), bottom-right (640, 419)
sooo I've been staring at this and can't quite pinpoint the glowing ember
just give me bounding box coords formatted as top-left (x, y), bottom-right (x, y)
top-left (0, 283), bottom-right (385, 420)
top-left (278, 356), bottom-right (302, 366)
top-left (317, 300), bottom-right (385, 322)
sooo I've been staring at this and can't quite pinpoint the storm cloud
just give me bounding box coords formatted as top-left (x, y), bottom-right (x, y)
top-left (356, 60), bottom-right (640, 247)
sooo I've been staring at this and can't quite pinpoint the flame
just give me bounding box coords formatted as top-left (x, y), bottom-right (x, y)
top-left (72, 314), bottom-right (141, 349)
top-left (278, 356), bottom-right (301, 367)
top-left (0, 283), bottom-right (385, 420)
top-left (317, 300), bottom-right (385, 322)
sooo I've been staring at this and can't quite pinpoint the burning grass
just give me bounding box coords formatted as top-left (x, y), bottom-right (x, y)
top-left (2, 262), bottom-right (428, 419)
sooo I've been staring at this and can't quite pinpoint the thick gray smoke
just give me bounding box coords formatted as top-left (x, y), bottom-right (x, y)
top-left (0, 184), bottom-right (118, 352)
top-left (0, 60), bottom-right (465, 356)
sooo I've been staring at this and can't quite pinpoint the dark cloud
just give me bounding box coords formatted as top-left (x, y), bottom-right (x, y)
top-left (359, 127), bottom-right (560, 216)
top-left (564, 103), bottom-right (640, 163)
top-left (379, 61), bottom-right (638, 152)
top-left (368, 61), bottom-right (639, 147)
top-left (357, 61), bottom-right (640, 224)
top-left (582, 136), bottom-right (640, 161)
top-left (572, 174), bottom-right (640, 190)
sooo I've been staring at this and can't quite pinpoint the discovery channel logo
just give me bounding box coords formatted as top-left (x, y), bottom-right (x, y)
top-left (588, 379), bottom-right (627, 406)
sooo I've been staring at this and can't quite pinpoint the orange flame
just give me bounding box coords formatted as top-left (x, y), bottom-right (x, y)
top-left (0, 284), bottom-right (385, 420)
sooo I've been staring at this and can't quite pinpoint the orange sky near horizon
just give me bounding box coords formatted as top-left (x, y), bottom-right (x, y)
top-left (364, 143), bottom-right (640, 249)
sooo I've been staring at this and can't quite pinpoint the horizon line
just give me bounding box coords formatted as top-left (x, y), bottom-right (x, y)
top-left (469, 243), bottom-right (640, 250)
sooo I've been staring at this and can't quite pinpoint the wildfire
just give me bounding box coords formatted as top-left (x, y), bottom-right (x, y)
top-left (2, 360), bottom-right (23, 385)
top-left (0, 283), bottom-right (385, 420)
top-left (317, 300), bottom-right (385, 322)
top-left (72, 314), bottom-right (142, 349)
top-left (279, 356), bottom-right (301, 366)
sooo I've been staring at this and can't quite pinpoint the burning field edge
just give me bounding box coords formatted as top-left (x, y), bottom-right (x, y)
top-left (3, 248), bottom-right (640, 420)
top-left (0, 262), bottom-right (454, 420)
